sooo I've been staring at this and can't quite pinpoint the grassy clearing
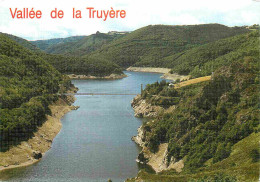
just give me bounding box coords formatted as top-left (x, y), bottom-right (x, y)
top-left (175, 76), bottom-right (211, 88)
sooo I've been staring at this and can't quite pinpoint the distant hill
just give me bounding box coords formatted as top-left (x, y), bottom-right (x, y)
top-left (31, 35), bottom-right (86, 51)
top-left (87, 24), bottom-right (249, 67)
top-left (28, 24), bottom-right (250, 71)
top-left (1, 32), bottom-right (41, 52)
top-left (31, 32), bottom-right (128, 56)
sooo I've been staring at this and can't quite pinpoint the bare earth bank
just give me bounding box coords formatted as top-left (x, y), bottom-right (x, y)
top-left (126, 67), bottom-right (171, 74)
top-left (67, 73), bottom-right (127, 80)
top-left (126, 67), bottom-right (190, 81)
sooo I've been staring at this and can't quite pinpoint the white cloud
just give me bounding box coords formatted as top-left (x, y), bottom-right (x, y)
top-left (0, 0), bottom-right (259, 40)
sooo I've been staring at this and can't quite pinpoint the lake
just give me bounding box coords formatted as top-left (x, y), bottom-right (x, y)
top-left (0, 71), bottom-right (169, 182)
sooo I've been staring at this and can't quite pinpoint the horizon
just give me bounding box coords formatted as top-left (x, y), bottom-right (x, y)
top-left (0, 0), bottom-right (259, 41)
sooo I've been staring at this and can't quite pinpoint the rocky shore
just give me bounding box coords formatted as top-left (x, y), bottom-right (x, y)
top-left (131, 95), bottom-right (163, 118)
top-left (67, 73), bottom-right (127, 80)
top-left (131, 95), bottom-right (184, 173)
top-left (132, 126), bottom-right (184, 173)
top-left (0, 88), bottom-right (78, 172)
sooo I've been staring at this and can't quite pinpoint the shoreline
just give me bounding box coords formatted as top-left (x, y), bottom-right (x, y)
top-left (131, 95), bottom-right (184, 173)
top-left (131, 94), bottom-right (163, 118)
top-left (0, 89), bottom-right (77, 173)
top-left (126, 67), bottom-right (171, 74)
top-left (67, 73), bottom-right (127, 80)
top-left (126, 67), bottom-right (190, 81)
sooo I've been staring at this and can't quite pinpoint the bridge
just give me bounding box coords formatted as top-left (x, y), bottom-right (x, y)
top-left (63, 93), bottom-right (138, 96)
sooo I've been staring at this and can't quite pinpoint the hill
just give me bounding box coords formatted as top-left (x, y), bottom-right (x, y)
top-left (0, 33), bottom-right (72, 150)
top-left (1, 32), bottom-right (124, 77)
top-left (87, 24), bottom-right (249, 67)
top-left (128, 31), bottom-right (259, 181)
top-left (163, 30), bottom-right (259, 77)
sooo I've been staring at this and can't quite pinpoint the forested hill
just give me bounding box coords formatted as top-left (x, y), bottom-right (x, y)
top-left (128, 31), bottom-right (259, 181)
top-left (0, 33), bottom-right (71, 150)
top-left (0, 32), bottom-right (124, 77)
top-left (31, 35), bottom-right (86, 52)
top-left (87, 24), bottom-right (249, 67)
top-left (31, 32), bottom-right (128, 56)
top-left (165, 30), bottom-right (259, 77)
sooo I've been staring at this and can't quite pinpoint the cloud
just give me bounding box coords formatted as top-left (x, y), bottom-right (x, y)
top-left (0, 0), bottom-right (259, 40)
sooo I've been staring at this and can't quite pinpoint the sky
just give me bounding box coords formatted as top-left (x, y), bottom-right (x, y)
top-left (0, 0), bottom-right (259, 40)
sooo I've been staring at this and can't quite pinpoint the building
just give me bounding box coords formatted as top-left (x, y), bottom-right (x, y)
top-left (168, 82), bottom-right (175, 88)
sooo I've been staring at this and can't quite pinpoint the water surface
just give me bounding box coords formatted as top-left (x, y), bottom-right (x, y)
top-left (0, 71), bottom-right (168, 182)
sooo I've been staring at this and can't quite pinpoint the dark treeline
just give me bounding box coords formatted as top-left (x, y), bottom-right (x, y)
top-left (42, 54), bottom-right (123, 77)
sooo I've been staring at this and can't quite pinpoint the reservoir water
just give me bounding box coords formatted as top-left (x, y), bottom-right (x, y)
top-left (0, 71), bottom-right (169, 182)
